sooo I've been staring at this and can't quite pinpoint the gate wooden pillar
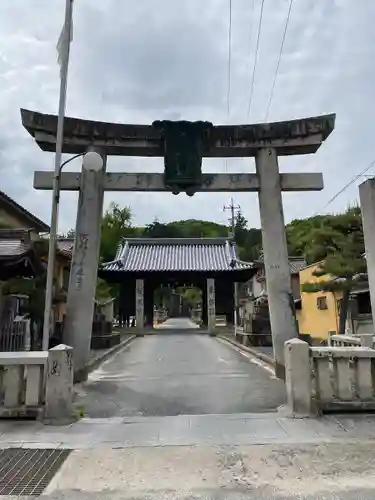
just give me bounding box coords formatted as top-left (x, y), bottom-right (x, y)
top-left (135, 279), bottom-right (144, 336)
top-left (207, 278), bottom-right (216, 335)
top-left (144, 279), bottom-right (154, 328)
top-left (201, 285), bottom-right (208, 327)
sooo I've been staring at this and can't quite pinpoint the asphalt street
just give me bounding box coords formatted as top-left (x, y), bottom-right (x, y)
top-left (76, 318), bottom-right (285, 417)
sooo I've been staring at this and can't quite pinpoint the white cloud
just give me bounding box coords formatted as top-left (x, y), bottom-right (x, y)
top-left (0, 0), bottom-right (374, 233)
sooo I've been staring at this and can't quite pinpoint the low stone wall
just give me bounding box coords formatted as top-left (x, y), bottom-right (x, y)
top-left (285, 338), bottom-right (375, 417)
top-left (0, 344), bottom-right (74, 423)
top-left (234, 326), bottom-right (272, 347)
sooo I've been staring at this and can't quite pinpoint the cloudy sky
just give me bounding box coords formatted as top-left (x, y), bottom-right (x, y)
top-left (0, 0), bottom-right (374, 233)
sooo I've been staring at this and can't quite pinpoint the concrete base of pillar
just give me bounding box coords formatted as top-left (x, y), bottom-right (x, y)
top-left (74, 367), bottom-right (88, 384)
top-left (275, 362), bottom-right (286, 381)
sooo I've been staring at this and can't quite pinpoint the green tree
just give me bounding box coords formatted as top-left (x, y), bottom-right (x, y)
top-left (100, 202), bottom-right (136, 263)
top-left (301, 207), bottom-right (366, 335)
top-left (143, 218), bottom-right (179, 238)
top-left (65, 229), bottom-right (75, 238)
top-left (286, 215), bottom-right (327, 257)
top-left (232, 211), bottom-right (262, 262)
top-left (182, 287), bottom-right (202, 308)
top-left (96, 277), bottom-right (113, 301)
top-left (234, 210), bottom-right (248, 247)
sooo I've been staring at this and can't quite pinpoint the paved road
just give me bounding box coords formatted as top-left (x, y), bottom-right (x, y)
top-left (45, 489), bottom-right (375, 500)
top-left (76, 318), bottom-right (285, 417)
top-left (45, 441), bottom-right (375, 499)
top-left (155, 317), bottom-right (200, 330)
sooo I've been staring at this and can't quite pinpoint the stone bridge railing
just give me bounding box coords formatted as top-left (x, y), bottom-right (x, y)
top-left (0, 344), bottom-right (74, 423)
top-left (285, 338), bottom-right (375, 417)
top-left (328, 333), bottom-right (374, 348)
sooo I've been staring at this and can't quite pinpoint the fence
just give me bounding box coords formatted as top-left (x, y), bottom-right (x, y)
top-left (0, 344), bottom-right (74, 423)
top-left (0, 318), bottom-right (31, 352)
top-left (328, 333), bottom-right (374, 348)
top-left (285, 338), bottom-right (375, 417)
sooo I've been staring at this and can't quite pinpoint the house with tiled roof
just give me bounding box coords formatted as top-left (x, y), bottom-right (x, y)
top-left (236, 254), bottom-right (306, 345)
top-left (0, 190), bottom-right (74, 348)
top-left (0, 190), bottom-right (49, 235)
top-left (239, 255), bottom-right (305, 304)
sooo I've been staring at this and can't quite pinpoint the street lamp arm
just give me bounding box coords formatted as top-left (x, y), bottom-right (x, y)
top-left (59, 153), bottom-right (85, 173)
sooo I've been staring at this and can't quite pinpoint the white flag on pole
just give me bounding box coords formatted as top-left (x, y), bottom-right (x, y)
top-left (56, 0), bottom-right (74, 76)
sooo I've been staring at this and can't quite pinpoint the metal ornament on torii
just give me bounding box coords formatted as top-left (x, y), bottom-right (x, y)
top-left (22, 109), bottom-right (335, 380)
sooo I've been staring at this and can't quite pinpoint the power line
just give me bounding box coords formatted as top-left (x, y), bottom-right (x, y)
top-left (264, 0), bottom-right (294, 121)
top-left (247, 0), bottom-right (266, 118)
top-left (244, 0), bottom-right (255, 98)
top-left (227, 0), bottom-right (232, 115)
top-left (225, 0), bottom-right (233, 174)
top-left (318, 158), bottom-right (375, 214)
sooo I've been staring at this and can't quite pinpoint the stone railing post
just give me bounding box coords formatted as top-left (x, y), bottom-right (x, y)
top-left (44, 344), bottom-right (75, 424)
top-left (285, 338), bottom-right (312, 417)
top-left (360, 334), bottom-right (374, 348)
top-left (135, 279), bottom-right (144, 337)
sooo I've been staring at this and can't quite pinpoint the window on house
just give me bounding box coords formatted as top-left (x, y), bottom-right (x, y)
top-left (317, 296), bottom-right (328, 310)
top-left (357, 292), bottom-right (372, 315)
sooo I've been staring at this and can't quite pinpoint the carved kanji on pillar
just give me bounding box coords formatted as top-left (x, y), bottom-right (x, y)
top-left (207, 278), bottom-right (216, 334)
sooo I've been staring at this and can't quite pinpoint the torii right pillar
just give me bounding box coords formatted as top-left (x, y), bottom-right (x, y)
top-left (256, 148), bottom-right (297, 379)
top-left (359, 179), bottom-right (375, 331)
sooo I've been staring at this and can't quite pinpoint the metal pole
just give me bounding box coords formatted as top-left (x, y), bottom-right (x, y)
top-left (234, 282), bottom-right (238, 328)
top-left (42, 0), bottom-right (73, 351)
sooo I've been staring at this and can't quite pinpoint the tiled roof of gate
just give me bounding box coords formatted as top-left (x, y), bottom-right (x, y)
top-left (101, 237), bottom-right (254, 273)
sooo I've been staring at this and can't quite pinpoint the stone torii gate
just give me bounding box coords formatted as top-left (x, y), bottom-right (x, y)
top-left (21, 109), bottom-right (335, 380)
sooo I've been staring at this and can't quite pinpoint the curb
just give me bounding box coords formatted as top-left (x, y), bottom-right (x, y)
top-left (85, 335), bottom-right (137, 375)
top-left (217, 335), bottom-right (275, 368)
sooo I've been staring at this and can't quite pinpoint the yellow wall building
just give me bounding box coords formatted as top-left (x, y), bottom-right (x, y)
top-left (297, 261), bottom-right (342, 341)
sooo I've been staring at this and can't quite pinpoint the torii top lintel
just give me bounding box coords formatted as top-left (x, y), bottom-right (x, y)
top-left (20, 109), bottom-right (335, 158)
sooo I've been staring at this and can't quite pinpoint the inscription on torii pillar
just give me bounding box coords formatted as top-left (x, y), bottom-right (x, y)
top-left (21, 108), bottom-right (335, 380)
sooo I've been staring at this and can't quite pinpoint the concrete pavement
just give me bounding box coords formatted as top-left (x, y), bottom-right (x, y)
top-left (74, 318), bottom-right (285, 417)
top-left (3, 318), bottom-right (375, 498)
top-left (40, 441), bottom-right (375, 499)
top-left (2, 413), bottom-right (375, 498)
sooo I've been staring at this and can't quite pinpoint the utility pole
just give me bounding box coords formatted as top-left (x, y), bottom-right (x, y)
top-left (223, 198), bottom-right (241, 330)
top-left (223, 197), bottom-right (240, 234)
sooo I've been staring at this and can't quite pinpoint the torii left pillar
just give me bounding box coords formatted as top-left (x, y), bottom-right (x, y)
top-left (63, 148), bottom-right (107, 382)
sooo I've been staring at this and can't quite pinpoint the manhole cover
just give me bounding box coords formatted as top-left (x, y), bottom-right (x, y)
top-left (0, 448), bottom-right (71, 496)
